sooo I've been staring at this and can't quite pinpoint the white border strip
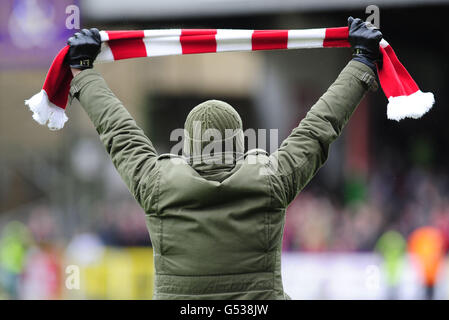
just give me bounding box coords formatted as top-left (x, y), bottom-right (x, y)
top-left (288, 28), bottom-right (326, 49)
top-left (143, 29), bottom-right (182, 57)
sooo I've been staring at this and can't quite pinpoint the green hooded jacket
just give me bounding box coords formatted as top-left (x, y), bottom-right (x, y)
top-left (69, 60), bottom-right (377, 299)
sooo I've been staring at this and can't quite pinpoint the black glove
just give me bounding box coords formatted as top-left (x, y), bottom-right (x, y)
top-left (67, 28), bottom-right (101, 70)
top-left (348, 17), bottom-right (383, 73)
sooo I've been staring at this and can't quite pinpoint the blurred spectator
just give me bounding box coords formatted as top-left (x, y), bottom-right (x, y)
top-left (19, 244), bottom-right (62, 300)
top-left (96, 202), bottom-right (151, 247)
top-left (0, 221), bottom-right (31, 299)
top-left (375, 230), bottom-right (406, 299)
top-left (408, 226), bottom-right (445, 299)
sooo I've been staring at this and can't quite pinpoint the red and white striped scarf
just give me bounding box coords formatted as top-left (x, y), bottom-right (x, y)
top-left (25, 27), bottom-right (434, 130)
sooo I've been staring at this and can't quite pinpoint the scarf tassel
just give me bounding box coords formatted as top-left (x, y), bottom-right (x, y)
top-left (25, 89), bottom-right (68, 131)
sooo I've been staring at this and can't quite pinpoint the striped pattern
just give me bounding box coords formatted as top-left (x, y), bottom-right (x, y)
top-left (96, 27), bottom-right (350, 63)
top-left (25, 26), bottom-right (434, 131)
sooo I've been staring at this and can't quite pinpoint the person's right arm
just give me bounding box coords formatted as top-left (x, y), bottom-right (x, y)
top-left (270, 17), bottom-right (382, 205)
top-left (270, 60), bottom-right (377, 204)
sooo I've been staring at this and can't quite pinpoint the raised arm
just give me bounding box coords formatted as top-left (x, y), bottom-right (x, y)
top-left (270, 18), bottom-right (382, 205)
top-left (68, 29), bottom-right (158, 209)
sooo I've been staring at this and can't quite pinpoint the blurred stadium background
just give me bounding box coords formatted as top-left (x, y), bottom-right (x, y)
top-left (1, 0), bottom-right (449, 299)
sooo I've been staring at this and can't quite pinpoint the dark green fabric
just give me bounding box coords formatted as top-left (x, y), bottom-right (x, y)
top-left (70, 60), bottom-right (377, 300)
top-left (183, 99), bottom-right (245, 161)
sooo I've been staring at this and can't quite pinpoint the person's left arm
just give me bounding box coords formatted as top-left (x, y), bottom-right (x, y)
top-left (68, 29), bottom-right (158, 210)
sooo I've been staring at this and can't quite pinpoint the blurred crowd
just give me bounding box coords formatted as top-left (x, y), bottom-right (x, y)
top-left (0, 200), bottom-right (150, 299)
top-left (1, 136), bottom-right (449, 299)
top-left (284, 165), bottom-right (449, 252)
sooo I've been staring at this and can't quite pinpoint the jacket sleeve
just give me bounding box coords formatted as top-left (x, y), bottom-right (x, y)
top-left (270, 60), bottom-right (378, 206)
top-left (69, 69), bottom-right (158, 210)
